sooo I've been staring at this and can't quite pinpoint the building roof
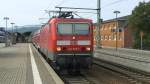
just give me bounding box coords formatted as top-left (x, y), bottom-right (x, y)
top-left (94, 15), bottom-right (129, 25)
top-left (102, 15), bottom-right (129, 24)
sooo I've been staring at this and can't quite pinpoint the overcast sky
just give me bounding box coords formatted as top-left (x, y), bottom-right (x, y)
top-left (0, 0), bottom-right (149, 28)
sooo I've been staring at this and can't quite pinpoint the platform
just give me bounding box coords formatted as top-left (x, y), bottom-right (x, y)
top-left (0, 43), bottom-right (5, 48)
top-left (0, 43), bottom-right (63, 84)
top-left (94, 48), bottom-right (150, 73)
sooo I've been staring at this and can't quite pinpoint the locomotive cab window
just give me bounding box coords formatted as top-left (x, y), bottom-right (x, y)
top-left (57, 23), bottom-right (72, 34)
top-left (57, 23), bottom-right (89, 35)
top-left (74, 23), bottom-right (89, 35)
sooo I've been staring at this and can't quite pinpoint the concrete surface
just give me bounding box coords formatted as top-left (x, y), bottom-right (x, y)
top-left (0, 44), bottom-right (33, 84)
top-left (95, 47), bottom-right (150, 58)
top-left (95, 48), bottom-right (150, 73)
top-left (0, 43), bottom-right (64, 84)
top-left (0, 43), bottom-right (5, 48)
top-left (31, 44), bottom-right (64, 84)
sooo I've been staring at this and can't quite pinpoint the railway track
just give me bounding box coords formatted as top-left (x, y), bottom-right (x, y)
top-left (94, 58), bottom-right (150, 84)
top-left (37, 44), bottom-right (150, 84)
top-left (36, 46), bottom-right (95, 84)
top-left (61, 74), bottom-right (94, 84)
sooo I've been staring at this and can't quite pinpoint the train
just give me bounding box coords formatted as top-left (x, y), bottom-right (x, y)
top-left (0, 30), bottom-right (5, 43)
top-left (32, 12), bottom-right (94, 73)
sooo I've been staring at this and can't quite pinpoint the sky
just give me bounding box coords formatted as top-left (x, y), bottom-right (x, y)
top-left (0, 0), bottom-right (149, 28)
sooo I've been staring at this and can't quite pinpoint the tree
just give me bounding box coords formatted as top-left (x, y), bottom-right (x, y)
top-left (128, 1), bottom-right (150, 49)
top-left (22, 32), bottom-right (32, 42)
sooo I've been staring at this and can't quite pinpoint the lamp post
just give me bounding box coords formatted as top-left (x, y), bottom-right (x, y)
top-left (113, 11), bottom-right (120, 51)
top-left (11, 23), bottom-right (15, 33)
top-left (10, 23), bottom-right (15, 45)
top-left (3, 17), bottom-right (9, 47)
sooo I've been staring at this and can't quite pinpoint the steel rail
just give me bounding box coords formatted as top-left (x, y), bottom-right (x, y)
top-left (93, 58), bottom-right (150, 84)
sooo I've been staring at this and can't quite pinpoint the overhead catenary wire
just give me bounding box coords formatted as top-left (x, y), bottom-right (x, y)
top-left (74, 11), bottom-right (97, 14)
top-left (56, 0), bottom-right (128, 10)
top-left (56, 0), bottom-right (67, 7)
top-left (52, 0), bottom-right (129, 17)
top-left (102, 0), bottom-right (128, 8)
top-left (55, 0), bottom-right (128, 15)
top-left (73, 12), bottom-right (83, 18)
top-left (44, 0), bottom-right (132, 21)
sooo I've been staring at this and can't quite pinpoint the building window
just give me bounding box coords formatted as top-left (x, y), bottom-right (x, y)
top-left (119, 34), bottom-right (122, 40)
top-left (112, 34), bottom-right (116, 40)
top-left (104, 25), bottom-right (107, 30)
top-left (109, 36), bottom-right (111, 40)
top-left (111, 35), bottom-right (113, 40)
top-left (104, 35), bottom-right (106, 40)
top-left (119, 36), bottom-right (122, 40)
top-left (104, 35), bottom-right (108, 40)
top-left (113, 23), bottom-right (117, 29)
top-left (112, 35), bottom-right (114, 40)
top-left (101, 35), bottom-right (104, 40)
top-left (107, 24), bottom-right (109, 29)
top-left (113, 23), bottom-right (115, 28)
top-left (119, 29), bottom-right (122, 32)
top-left (108, 24), bottom-right (111, 29)
top-left (111, 24), bottom-right (115, 30)
top-left (106, 36), bottom-right (108, 40)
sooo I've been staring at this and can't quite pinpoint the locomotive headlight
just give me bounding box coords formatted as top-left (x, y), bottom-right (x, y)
top-left (77, 40), bottom-right (90, 45)
top-left (57, 40), bottom-right (70, 45)
top-left (57, 47), bottom-right (61, 51)
top-left (86, 47), bottom-right (91, 51)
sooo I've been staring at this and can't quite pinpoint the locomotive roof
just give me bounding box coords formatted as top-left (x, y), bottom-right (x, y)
top-left (48, 18), bottom-right (92, 23)
top-left (40, 18), bottom-right (93, 29)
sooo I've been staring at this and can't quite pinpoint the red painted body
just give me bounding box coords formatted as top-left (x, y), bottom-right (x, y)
top-left (32, 18), bottom-right (93, 70)
top-left (32, 30), bottom-right (40, 48)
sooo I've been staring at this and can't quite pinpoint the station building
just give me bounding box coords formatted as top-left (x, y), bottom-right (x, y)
top-left (94, 16), bottom-right (133, 48)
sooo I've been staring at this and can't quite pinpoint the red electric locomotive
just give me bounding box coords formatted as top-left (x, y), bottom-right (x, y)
top-left (33, 12), bottom-right (93, 72)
